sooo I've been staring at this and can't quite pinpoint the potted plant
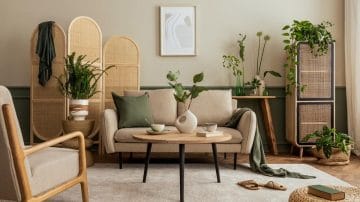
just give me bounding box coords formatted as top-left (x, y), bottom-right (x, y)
top-left (166, 70), bottom-right (206, 133)
top-left (222, 34), bottom-right (246, 96)
top-left (56, 52), bottom-right (113, 121)
top-left (282, 20), bottom-right (335, 94)
top-left (223, 32), bottom-right (281, 96)
top-left (303, 126), bottom-right (352, 165)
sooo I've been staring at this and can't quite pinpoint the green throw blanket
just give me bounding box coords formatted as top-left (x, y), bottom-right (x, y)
top-left (225, 108), bottom-right (315, 179)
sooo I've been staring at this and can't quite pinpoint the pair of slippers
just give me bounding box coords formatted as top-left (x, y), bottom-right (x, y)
top-left (238, 180), bottom-right (287, 191)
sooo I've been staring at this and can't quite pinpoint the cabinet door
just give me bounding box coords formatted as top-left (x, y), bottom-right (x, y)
top-left (297, 43), bottom-right (334, 100)
top-left (297, 102), bottom-right (334, 145)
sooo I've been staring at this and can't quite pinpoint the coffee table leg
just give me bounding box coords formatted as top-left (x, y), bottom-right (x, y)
top-left (143, 143), bottom-right (152, 183)
top-left (212, 143), bottom-right (220, 183)
top-left (179, 144), bottom-right (185, 202)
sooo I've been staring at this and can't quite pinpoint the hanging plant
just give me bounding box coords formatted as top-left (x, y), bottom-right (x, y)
top-left (282, 20), bottom-right (335, 95)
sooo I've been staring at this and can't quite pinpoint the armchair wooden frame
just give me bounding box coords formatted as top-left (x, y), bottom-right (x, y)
top-left (2, 104), bottom-right (89, 202)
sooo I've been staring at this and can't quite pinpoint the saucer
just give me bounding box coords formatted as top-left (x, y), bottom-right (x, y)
top-left (146, 129), bottom-right (172, 135)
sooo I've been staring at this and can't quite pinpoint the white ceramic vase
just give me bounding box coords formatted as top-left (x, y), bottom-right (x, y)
top-left (69, 99), bottom-right (89, 121)
top-left (255, 75), bottom-right (266, 96)
top-left (175, 110), bottom-right (197, 133)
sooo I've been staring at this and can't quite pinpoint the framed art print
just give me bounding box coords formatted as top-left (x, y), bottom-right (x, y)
top-left (160, 6), bottom-right (196, 56)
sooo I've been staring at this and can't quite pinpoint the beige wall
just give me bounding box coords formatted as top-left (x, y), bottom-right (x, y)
top-left (0, 0), bottom-right (344, 87)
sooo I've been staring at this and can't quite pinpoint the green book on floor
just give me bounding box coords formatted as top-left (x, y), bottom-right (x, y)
top-left (308, 185), bottom-right (345, 201)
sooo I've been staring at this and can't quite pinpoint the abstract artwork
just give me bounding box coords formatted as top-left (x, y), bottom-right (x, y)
top-left (160, 6), bottom-right (196, 56)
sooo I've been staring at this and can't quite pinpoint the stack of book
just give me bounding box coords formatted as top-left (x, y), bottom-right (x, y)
top-left (308, 185), bottom-right (345, 201)
top-left (196, 130), bottom-right (223, 137)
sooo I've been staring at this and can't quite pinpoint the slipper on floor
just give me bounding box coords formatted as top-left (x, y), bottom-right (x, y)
top-left (260, 181), bottom-right (287, 191)
top-left (238, 180), bottom-right (260, 190)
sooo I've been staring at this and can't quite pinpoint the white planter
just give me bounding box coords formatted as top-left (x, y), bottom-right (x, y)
top-left (69, 99), bottom-right (89, 121)
top-left (255, 75), bottom-right (266, 96)
top-left (175, 110), bottom-right (197, 133)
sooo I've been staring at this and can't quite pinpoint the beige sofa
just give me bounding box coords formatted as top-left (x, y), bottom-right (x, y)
top-left (101, 89), bottom-right (257, 169)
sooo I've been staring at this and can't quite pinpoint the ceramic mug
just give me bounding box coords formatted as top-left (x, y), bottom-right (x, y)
top-left (151, 124), bottom-right (165, 132)
top-left (204, 123), bottom-right (217, 132)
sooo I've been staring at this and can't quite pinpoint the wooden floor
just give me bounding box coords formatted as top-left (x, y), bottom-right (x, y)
top-left (95, 152), bottom-right (360, 187)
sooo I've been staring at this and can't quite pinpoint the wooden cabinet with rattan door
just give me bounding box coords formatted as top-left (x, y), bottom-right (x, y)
top-left (286, 42), bottom-right (335, 158)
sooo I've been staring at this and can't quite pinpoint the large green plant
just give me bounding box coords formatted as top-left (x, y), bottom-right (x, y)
top-left (166, 71), bottom-right (207, 110)
top-left (55, 52), bottom-right (113, 99)
top-left (282, 20), bottom-right (335, 94)
top-left (303, 126), bottom-right (352, 159)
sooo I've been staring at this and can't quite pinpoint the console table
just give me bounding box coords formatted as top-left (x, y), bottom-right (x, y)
top-left (232, 96), bottom-right (278, 155)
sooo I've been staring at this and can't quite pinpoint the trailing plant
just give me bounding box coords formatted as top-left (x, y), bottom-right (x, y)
top-left (55, 52), bottom-right (114, 99)
top-left (166, 70), bottom-right (207, 110)
top-left (303, 126), bottom-right (352, 159)
top-left (282, 20), bottom-right (335, 94)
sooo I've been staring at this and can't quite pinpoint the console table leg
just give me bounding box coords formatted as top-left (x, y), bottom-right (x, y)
top-left (261, 98), bottom-right (278, 155)
top-left (212, 143), bottom-right (220, 183)
top-left (143, 143), bottom-right (152, 183)
top-left (179, 144), bottom-right (185, 202)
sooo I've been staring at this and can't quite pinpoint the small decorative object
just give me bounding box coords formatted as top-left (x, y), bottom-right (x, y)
top-left (150, 123), bottom-right (165, 132)
top-left (222, 34), bottom-right (246, 96)
top-left (167, 70), bottom-right (206, 133)
top-left (203, 123), bottom-right (217, 132)
top-left (303, 126), bottom-right (352, 165)
top-left (55, 52), bottom-right (113, 120)
top-left (245, 78), bottom-right (261, 95)
top-left (282, 20), bottom-right (335, 94)
top-left (160, 6), bottom-right (196, 56)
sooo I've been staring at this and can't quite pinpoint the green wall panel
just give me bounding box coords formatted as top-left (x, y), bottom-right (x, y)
top-left (8, 86), bottom-right (347, 153)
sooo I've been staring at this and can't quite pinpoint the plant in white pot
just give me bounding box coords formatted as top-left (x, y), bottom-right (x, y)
top-left (56, 52), bottom-right (113, 121)
top-left (166, 70), bottom-right (207, 133)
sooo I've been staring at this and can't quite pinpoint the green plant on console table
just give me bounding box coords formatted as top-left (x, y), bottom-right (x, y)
top-left (166, 70), bottom-right (207, 110)
top-left (55, 52), bottom-right (114, 99)
top-left (245, 77), bottom-right (261, 90)
top-left (303, 126), bottom-right (352, 159)
top-left (282, 20), bottom-right (335, 95)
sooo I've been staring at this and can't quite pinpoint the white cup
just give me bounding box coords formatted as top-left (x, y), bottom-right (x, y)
top-left (204, 123), bottom-right (217, 132)
top-left (151, 124), bottom-right (165, 132)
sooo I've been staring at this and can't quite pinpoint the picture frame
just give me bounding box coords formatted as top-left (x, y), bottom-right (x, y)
top-left (160, 6), bottom-right (196, 56)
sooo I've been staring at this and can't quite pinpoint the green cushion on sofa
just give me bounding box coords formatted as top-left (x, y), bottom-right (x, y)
top-left (112, 92), bottom-right (153, 129)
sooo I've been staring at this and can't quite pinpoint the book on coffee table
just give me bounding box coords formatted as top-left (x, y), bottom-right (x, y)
top-left (308, 185), bottom-right (345, 201)
top-left (196, 131), bottom-right (223, 137)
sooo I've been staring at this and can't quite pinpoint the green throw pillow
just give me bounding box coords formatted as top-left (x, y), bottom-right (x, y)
top-left (112, 92), bottom-right (153, 129)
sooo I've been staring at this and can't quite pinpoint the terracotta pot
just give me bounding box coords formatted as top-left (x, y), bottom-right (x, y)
top-left (175, 110), bottom-right (197, 133)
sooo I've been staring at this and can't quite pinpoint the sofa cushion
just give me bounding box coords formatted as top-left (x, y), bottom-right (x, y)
top-left (114, 126), bottom-right (242, 144)
top-left (124, 89), bottom-right (177, 125)
top-left (112, 92), bottom-right (153, 128)
top-left (114, 126), bottom-right (178, 143)
top-left (178, 90), bottom-right (234, 126)
top-left (27, 147), bottom-right (79, 196)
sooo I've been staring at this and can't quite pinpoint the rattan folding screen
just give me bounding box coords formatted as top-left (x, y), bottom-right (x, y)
top-left (286, 43), bottom-right (335, 158)
top-left (30, 23), bottom-right (67, 144)
top-left (68, 16), bottom-right (103, 140)
top-left (103, 36), bottom-right (140, 109)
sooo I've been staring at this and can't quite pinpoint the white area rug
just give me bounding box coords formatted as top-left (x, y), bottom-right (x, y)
top-left (52, 163), bottom-right (351, 202)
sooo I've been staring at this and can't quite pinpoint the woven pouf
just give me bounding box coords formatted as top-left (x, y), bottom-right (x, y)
top-left (289, 186), bottom-right (360, 202)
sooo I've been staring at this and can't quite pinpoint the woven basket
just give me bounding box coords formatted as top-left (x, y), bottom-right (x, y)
top-left (62, 119), bottom-right (95, 137)
top-left (312, 146), bottom-right (351, 165)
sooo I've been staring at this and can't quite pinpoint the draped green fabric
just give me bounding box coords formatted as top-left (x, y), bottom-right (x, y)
top-left (36, 21), bottom-right (56, 86)
top-left (225, 108), bottom-right (316, 179)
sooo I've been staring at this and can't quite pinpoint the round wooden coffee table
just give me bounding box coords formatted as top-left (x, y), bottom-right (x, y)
top-left (133, 132), bottom-right (232, 202)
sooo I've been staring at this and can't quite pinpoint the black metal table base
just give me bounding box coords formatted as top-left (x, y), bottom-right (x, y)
top-left (142, 143), bottom-right (221, 202)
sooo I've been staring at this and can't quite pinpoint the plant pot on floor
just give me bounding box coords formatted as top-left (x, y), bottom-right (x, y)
top-left (312, 145), bottom-right (351, 166)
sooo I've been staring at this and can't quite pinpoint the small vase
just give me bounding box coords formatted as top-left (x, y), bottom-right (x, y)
top-left (254, 75), bottom-right (266, 96)
top-left (175, 110), bottom-right (197, 133)
top-left (69, 99), bottom-right (89, 121)
top-left (235, 74), bottom-right (245, 96)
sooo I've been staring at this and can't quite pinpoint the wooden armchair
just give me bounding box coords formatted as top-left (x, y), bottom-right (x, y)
top-left (0, 86), bottom-right (88, 201)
